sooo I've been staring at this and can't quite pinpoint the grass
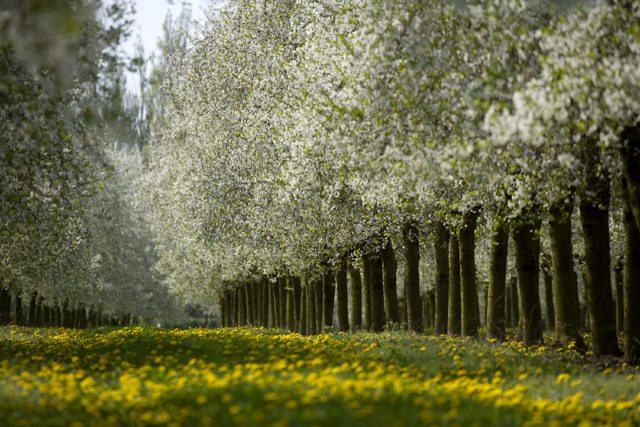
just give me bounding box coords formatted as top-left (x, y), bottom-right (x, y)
top-left (0, 325), bottom-right (638, 426)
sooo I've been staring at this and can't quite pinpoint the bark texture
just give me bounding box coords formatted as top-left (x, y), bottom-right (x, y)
top-left (447, 233), bottom-right (461, 336)
top-left (513, 215), bottom-right (544, 346)
top-left (322, 268), bottom-right (335, 331)
top-left (349, 263), bottom-right (363, 330)
top-left (434, 221), bottom-right (449, 335)
top-left (381, 238), bottom-right (400, 326)
top-left (579, 164), bottom-right (621, 357)
top-left (459, 208), bottom-right (481, 338)
top-left (487, 219), bottom-right (509, 343)
top-left (621, 177), bottom-right (640, 363)
top-left (403, 222), bottom-right (422, 333)
top-left (370, 251), bottom-right (386, 332)
top-left (336, 259), bottom-right (350, 332)
top-left (362, 255), bottom-right (372, 330)
top-left (549, 198), bottom-right (585, 350)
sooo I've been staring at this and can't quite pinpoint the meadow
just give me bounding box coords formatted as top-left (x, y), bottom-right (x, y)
top-left (0, 326), bottom-right (638, 426)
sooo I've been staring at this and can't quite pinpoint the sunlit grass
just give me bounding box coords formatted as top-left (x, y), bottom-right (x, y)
top-left (0, 325), bottom-right (638, 426)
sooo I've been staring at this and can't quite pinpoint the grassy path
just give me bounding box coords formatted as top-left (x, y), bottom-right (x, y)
top-left (0, 326), bottom-right (638, 426)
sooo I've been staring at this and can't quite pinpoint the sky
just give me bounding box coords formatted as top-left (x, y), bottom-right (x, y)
top-left (121, 0), bottom-right (209, 94)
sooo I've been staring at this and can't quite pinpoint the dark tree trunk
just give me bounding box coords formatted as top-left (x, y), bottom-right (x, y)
top-left (292, 277), bottom-right (301, 332)
top-left (220, 294), bottom-right (226, 327)
top-left (43, 304), bottom-right (51, 328)
top-left (279, 277), bottom-right (287, 329)
top-left (300, 284), bottom-right (307, 335)
top-left (549, 197), bottom-right (585, 350)
top-left (336, 259), bottom-right (349, 332)
top-left (381, 238), bottom-right (400, 326)
top-left (27, 293), bottom-right (37, 327)
top-left (308, 281), bottom-right (317, 335)
top-left (322, 268), bottom-right (335, 331)
top-left (370, 251), bottom-right (386, 332)
top-left (434, 221), bottom-right (449, 335)
top-left (620, 125), bottom-right (640, 232)
top-left (226, 289), bottom-right (234, 327)
top-left (506, 277), bottom-right (518, 329)
top-left (251, 279), bottom-right (262, 326)
top-left (614, 257), bottom-right (624, 334)
top-left (349, 263), bottom-right (362, 330)
top-left (269, 280), bottom-right (276, 328)
top-left (579, 165), bottom-right (621, 356)
top-left (447, 233), bottom-right (461, 336)
top-left (621, 176), bottom-right (640, 363)
top-left (487, 219), bottom-right (509, 343)
top-left (459, 208), bottom-right (481, 338)
top-left (246, 282), bottom-right (254, 326)
top-left (286, 277), bottom-right (295, 331)
top-left (0, 288), bottom-right (11, 326)
top-left (14, 294), bottom-right (23, 326)
top-left (541, 255), bottom-right (555, 330)
top-left (362, 255), bottom-right (372, 330)
top-left (399, 287), bottom-right (407, 327)
top-left (513, 214), bottom-right (544, 346)
top-left (261, 278), bottom-right (269, 327)
top-left (260, 276), bottom-right (269, 328)
top-left (238, 286), bottom-right (247, 326)
top-left (403, 222), bottom-right (422, 333)
top-left (314, 278), bottom-right (323, 333)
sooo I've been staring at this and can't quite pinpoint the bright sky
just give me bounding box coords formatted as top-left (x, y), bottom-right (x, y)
top-left (122, 0), bottom-right (209, 94)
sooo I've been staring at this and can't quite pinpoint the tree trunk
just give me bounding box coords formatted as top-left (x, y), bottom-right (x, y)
top-left (286, 278), bottom-right (295, 331)
top-left (308, 281), bottom-right (317, 335)
top-left (336, 259), bottom-right (350, 332)
top-left (238, 286), bottom-right (247, 326)
top-left (246, 282), bottom-right (254, 326)
top-left (252, 281), bottom-right (258, 327)
top-left (362, 255), bottom-right (372, 330)
top-left (614, 257), bottom-right (624, 334)
top-left (434, 221), bottom-right (449, 335)
top-left (279, 277), bottom-right (287, 329)
top-left (322, 268), bottom-right (336, 331)
top-left (293, 277), bottom-right (301, 332)
top-left (26, 293), bottom-right (37, 327)
top-left (541, 255), bottom-right (555, 330)
top-left (579, 167), bottom-right (621, 356)
top-left (0, 288), bottom-right (11, 326)
top-left (381, 238), bottom-right (400, 326)
top-left (268, 280), bottom-right (276, 328)
top-left (549, 197), bottom-right (585, 350)
top-left (314, 278), bottom-right (323, 333)
top-left (261, 278), bottom-right (269, 327)
top-left (370, 251), bottom-right (386, 332)
top-left (349, 263), bottom-right (362, 331)
top-left (429, 290), bottom-right (436, 329)
top-left (448, 233), bottom-right (461, 336)
top-left (300, 284), bottom-right (307, 335)
top-left (14, 294), bottom-right (23, 326)
top-left (513, 214), bottom-right (544, 346)
top-left (620, 124), bottom-right (640, 231)
top-left (459, 208), bottom-right (481, 338)
top-left (487, 219), bottom-right (509, 343)
top-left (43, 304), bottom-right (51, 328)
top-left (621, 176), bottom-right (640, 363)
top-left (220, 293), bottom-right (227, 327)
top-left (403, 222), bottom-right (422, 333)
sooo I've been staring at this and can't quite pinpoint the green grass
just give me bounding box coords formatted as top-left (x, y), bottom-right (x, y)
top-left (0, 325), bottom-right (638, 426)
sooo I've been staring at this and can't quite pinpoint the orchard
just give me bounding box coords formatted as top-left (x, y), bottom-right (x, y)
top-left (2, 0), bottom-right (640, 425)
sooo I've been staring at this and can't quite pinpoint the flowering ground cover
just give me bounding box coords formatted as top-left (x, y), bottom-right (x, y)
top-left (0, 326), bottom-right (638, 426)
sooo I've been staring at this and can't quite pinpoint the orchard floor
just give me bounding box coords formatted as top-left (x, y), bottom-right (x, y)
top-left (0, 326), bottom-right (638, 426)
